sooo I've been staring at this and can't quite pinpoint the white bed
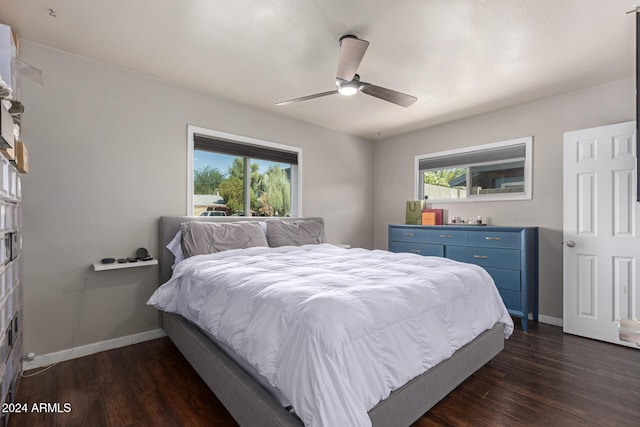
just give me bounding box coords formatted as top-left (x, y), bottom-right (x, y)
top-left (150, 216), bottom-right (513, 427)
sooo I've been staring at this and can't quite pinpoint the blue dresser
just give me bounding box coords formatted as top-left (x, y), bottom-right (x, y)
top-left (388, 224), bottom-right (538, 331)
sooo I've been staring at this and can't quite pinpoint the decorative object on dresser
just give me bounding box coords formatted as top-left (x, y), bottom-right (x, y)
top-left (421, 208), bottom-right (443, 225)
top-left (388, 224), bottom-right (538, 331)
top-left (405, 200), bottom-right (425, 225)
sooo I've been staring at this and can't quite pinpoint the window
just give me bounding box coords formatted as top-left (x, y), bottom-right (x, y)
top-left (188, 126), bottom-right (301, 216)
top-left (414, 137), bottom-right (532, 202)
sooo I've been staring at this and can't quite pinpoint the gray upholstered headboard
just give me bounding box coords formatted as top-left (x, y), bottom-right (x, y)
top-left (159, 216), bottom-right (324, 284)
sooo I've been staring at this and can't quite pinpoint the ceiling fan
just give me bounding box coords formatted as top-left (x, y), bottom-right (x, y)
top-left (276, 35), bottom-right (417, 108)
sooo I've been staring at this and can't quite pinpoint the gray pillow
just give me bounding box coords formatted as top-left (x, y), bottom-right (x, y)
top-left (180, 221), bottom-right (268, 257)
top-left (266, 219), bottom-right (326, 247)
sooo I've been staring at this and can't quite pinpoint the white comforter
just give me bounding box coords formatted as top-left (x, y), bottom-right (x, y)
top-left (148, 244), bottom-right (513, 427)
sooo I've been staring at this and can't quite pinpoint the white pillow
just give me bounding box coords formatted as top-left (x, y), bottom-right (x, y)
top-left (166, 230), bottom-right (185, 266)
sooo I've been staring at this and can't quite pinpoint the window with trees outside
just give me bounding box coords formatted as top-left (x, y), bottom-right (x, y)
top-left (415, 137), bottom-right (532, 202)
top-left (188, 127), bottom-right (301, 217)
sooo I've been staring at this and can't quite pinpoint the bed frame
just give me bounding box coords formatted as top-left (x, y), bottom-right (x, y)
top-left (158, 216), bottom-right (505, 427)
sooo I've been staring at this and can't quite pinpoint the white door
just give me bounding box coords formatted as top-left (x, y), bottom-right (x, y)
top-left (563, 121), bottom-right (639, 347)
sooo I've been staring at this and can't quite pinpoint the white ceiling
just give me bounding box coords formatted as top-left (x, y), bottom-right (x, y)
top-left (0, 0), bottom-right (635, 139)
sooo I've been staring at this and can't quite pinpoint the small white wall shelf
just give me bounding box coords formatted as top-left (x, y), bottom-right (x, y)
top-left (92, 259), bottom-right (158, 271)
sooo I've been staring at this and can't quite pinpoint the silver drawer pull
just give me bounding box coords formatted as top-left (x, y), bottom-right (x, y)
top-left (439, 235), bottom-right (453, 238)
top-left (403, 233), bottom-right (414, 237)
top-left (410, 249), bottom-right (422, 253)
top-left (473, 255), bottom-right (488, 259)
top-left (485, 237), bottom-right (501, 241)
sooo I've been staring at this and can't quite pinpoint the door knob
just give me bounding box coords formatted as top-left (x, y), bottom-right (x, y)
top-left (566, 240), bottom-right (576, 248)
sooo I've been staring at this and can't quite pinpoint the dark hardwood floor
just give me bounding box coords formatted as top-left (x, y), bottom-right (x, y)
top-left (8, 321), bottom-right (640, 427)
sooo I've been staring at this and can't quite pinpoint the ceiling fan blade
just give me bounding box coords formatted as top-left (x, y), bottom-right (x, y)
top-left (361, 83), bottom-right (417, 107)
top-left (276, 90), bottom-right (339, 106)
top-left (336, 36), bottom-right (369, 81)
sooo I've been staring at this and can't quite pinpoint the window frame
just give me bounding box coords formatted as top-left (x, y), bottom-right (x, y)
top-left (414, 136), bottom-right (533, 203)
top-left (187, 125), bottom-right (302, 216)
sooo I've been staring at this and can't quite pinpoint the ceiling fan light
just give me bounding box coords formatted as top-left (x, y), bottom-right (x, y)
top-left (336, 76), bottom-right (360, 96)
top-left (338, 86), bottom-right (358, 96)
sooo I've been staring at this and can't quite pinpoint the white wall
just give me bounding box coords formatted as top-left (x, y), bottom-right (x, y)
top-left (373, 78), bottom-right (635, 321)
top-left (18, 38), bottom-right (635, 354)
top-left (19, 41), bottom-right (374, 356)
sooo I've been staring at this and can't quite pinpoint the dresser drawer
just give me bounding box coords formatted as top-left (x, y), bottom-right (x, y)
top-left (424, 229), bottom-right (467, 245)
top-left (446, 246), bottom-right (521, 270)
top-left (497, 288), bottom-right (521, 312)
top-left (390, 228), bottom-right (427, 243)
top-left (388, 242), bottom-right (444, 257)
top-left (485, 267), bottom-right (521, 292)
top-left (468, 231), bottom-right (521, 249)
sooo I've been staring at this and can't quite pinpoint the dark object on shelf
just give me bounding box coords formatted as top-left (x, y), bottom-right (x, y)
top-left (136, 247), bottom-right (149, 259)
top-left (101, 258), bottom-right (115, 264)
top-left (136, 247), bottom-right (148, 258)
top-left (117, 258), bottom-right (127, 263)
top-left (136, 247), bottom-right (152, 261)
top-left (127, 257), bottom-right (138, 263)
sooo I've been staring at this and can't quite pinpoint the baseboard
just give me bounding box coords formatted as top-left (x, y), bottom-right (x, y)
top-left (21, 315), bottom-right (564, 371)
top-left (22, 329), bottom-right (167, 371)
top-left (536, 314), bottom-right (563, 327)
